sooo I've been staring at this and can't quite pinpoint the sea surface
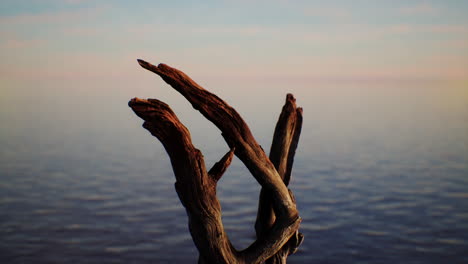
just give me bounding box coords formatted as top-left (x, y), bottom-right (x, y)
top-left (1, 82), bottom-right (467, 263)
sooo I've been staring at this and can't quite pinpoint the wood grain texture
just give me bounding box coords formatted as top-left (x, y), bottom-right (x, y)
top-left (208, 148), bottom-right (235, 182)
top-left (255, 94), bottom-right (304, 263)
top-left (129, 60), bottom-right (303, 263)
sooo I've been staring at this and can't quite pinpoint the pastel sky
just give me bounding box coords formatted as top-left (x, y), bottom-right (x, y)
top-left (1, 0), bottom-right (467, 86)
top-left (0, 0), bottom-right (468, 118)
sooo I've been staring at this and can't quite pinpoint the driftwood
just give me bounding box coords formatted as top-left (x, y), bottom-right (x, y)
top-left (129, 59), bottom-right (303, 263)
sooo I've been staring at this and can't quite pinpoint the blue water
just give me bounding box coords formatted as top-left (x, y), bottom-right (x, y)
top-left (1, 83), bottom-right (467, 263)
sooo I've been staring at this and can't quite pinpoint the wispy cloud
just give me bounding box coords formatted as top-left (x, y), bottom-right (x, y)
top-left (123, 23), bottom-right (276, 37)
top-left (385, 24), bottom-right (468, 34)
top-left (0, 31), bottom-right (45, 49)
top-left (398, 2), bottom-right (440, 16)
top-left (0, 5), bottom-right (105, 25)
top-left (1, 1), bottom-right (467, 84)
top-left (1, 38), bottom-right (45, 49)
top-left (64, 0), bottom-right (91, 4)
top-left (304, 6), bottom-right (351, 19)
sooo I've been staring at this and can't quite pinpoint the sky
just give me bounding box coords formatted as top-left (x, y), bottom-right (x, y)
top-left (1, 0), bottom-right (467, 87)
top-left (1, 3), bottom-right (468, 263)
top-left (1, 0), bottom-right (467, 148)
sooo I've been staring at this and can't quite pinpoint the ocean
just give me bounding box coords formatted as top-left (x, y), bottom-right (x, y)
top-left (1, 81), bottom-right (467, 263)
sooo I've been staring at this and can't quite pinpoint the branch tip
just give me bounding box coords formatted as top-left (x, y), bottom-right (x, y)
top-left (286, 93), bottom-right (296, 103)
top-left (208, 147), bottom-right (235, 182)
top-left (137, 59), bottom-right (148, 67)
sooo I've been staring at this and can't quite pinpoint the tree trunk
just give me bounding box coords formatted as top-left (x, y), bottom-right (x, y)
top-left (128, 59), bottom-right (303, 263)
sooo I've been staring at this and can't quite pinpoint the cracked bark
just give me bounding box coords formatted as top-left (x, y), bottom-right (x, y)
top-left (255, 94), bottom-right (304, 263)
top-left (129, 60), bottom-right (303, 263)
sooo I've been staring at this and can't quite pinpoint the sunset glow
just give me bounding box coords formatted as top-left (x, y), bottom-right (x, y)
top-left (1, 0), bottom-right (467, 87)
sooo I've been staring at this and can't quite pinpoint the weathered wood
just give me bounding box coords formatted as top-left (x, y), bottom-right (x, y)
top-left (129, 60), bottom-right (303, 263)
top-left (136, 59), bottom-right (298, 221)
top-left (209, 148), bottom-right (235, 182)
top-left (129, 98), bottom-right (237, 263)
top-left (255, 94), bottom-right (304, 264)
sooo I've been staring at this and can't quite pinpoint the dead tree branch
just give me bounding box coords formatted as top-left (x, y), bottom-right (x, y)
top-left (129, 60), bottom-right (303, 263)
top-left (255, 94), bottom-right (304, 263)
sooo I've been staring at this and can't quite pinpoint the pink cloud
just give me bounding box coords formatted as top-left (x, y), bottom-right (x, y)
top-left (64, 26), bottom-right (106, 37)
top-left (1, 38), bottom-right (45, 49)
top-left (386, 24), bottom-right (468, 34)
top-left (0, 31), bottom-right (46, 49)
top-left (425, 25), bottom-right (468, 34)
top-left (123, 23), bottom-right (275, 38)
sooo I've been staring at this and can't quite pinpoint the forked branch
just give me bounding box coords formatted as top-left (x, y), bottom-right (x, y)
top-left (129, 60), bottom-right (303, 263)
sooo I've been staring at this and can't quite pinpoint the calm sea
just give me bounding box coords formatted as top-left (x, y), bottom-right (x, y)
top-left (1, 81), bottom-right (467, 263)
